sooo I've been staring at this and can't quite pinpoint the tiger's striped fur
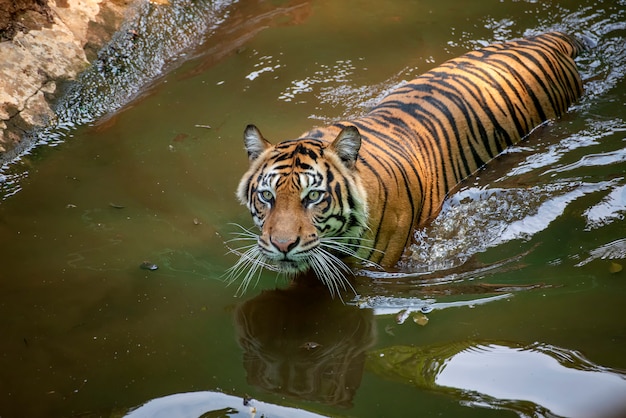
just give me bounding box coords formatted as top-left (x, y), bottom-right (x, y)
top-left (231, 32), bottom-right (585, 293)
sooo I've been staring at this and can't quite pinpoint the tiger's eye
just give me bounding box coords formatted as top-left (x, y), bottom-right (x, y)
top-left (260, 190), bottom-right (273, 202)
top-left (307, 190), bottom-right (320, 202)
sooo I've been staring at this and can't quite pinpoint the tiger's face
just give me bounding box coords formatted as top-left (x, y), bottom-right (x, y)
top-left (230, 124), bottom-right (369, 293)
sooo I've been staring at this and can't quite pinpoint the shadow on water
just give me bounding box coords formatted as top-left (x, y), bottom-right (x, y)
top-left (234, 280), bottom-right (376, 408)
top-left (126, 281), bottom-right (626, 417)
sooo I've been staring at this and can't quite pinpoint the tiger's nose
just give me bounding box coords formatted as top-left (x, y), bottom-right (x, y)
top-left (270, 236), bottom-right (299, 254)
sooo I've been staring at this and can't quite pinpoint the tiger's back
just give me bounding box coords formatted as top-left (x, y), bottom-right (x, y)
top-left (233, 32), bottom-right (585, 294)
top-left (301, 32), bottom-right (584, 266)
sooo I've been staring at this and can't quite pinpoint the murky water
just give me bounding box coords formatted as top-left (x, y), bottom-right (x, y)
top-left (1, 0), bottom-right (625, 416)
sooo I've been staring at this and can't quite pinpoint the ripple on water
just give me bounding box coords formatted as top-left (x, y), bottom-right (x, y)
top-left (404, 180), bottom-right (617, 271)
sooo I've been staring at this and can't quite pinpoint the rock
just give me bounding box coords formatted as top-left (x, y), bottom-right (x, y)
top-left (0, 0), bottom-right (54, 42)
top-left (0, 0), bottom-right (138, 158)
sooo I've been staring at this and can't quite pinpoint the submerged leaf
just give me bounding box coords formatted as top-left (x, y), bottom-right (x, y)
top-left (413, 313), bottom-right (429, 326)
top-left (609, 262), bottom-right (623, 274)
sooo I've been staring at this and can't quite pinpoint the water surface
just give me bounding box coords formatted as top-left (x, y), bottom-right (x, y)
top-left (0, 0), bottom-right (625, 416)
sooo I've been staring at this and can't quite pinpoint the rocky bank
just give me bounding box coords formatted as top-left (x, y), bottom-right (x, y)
top-left (0, 0), bottom-right (138, 156)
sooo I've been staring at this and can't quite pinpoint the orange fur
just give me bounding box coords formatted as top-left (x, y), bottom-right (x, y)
top-left (235, 32), bottom-right (584, 281)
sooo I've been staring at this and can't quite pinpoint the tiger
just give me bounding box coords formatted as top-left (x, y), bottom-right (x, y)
top-left (228, 32), bottom-right (585, 295)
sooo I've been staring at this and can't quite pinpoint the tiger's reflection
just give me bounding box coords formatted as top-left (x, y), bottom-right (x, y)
top-left (235, 283), bottom-right (626, 416)
top-left (234, 278), bottom-right (376, 407)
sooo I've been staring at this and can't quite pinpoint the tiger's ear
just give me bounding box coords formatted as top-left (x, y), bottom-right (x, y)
top-left (244, 124), bottom-right (272, 162)
top-left (330, 126), bottom-right (361, 169)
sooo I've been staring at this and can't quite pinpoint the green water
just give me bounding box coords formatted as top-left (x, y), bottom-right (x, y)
top-left (1, 0), bottom-right (625, 416)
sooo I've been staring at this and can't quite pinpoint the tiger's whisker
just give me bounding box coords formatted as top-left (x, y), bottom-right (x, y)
top-left (320, 236), bottom-right (382, 254)
top-left (225, 247), bottom-right (262, 281)
top-left (225, 235), bottom-right (257, 242)
top-left (224, 244), bottom-right (256, 256)
top-left (226, 250), bottom-right (269, 296)
top-left (319, 239), bottom-right (384, 270)
top-left (307, 248), bottom-right (356, 301)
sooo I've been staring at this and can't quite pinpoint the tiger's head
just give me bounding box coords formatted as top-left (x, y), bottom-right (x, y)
top-left (229, 124), bottom-right (369, 295)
